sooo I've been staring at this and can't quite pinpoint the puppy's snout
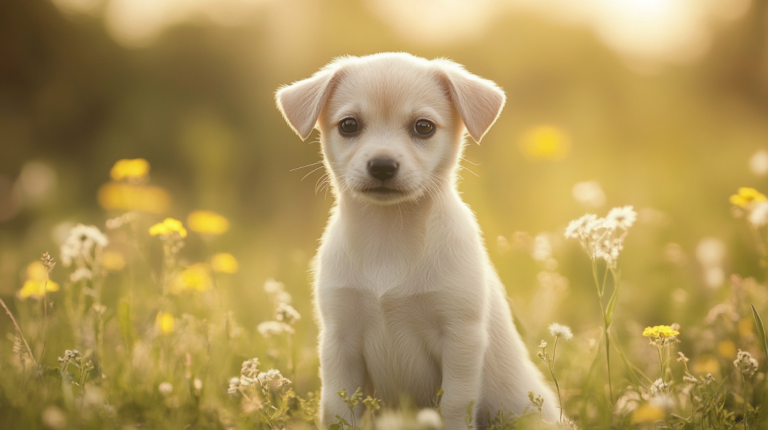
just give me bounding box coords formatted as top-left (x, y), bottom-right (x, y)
top-left (367, 158), bottom-right (399, 181)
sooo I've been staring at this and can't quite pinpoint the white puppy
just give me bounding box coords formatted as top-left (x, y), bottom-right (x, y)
top-left (275, 53), bottom-right (558, 430)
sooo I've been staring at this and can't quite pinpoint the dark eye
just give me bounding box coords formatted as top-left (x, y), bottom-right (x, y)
top-left (339, 118), bottom-right (359, 135)
top-left (413, 119), bottom-right (435, 137)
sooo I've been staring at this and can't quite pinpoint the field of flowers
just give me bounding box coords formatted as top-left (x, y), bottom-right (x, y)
top-left (1, 156), bottom-right (768, 430)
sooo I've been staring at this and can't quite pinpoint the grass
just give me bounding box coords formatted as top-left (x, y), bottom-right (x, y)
top-left (1, 163), bottom-right (768, 430)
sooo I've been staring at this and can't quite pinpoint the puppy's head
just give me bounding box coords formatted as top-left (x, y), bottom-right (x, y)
top-left (275, 53), bottom-right (505, 205)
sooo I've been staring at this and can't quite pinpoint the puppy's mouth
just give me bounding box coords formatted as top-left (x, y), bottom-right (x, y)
top-left (360, 186), bottom-right (405, 195)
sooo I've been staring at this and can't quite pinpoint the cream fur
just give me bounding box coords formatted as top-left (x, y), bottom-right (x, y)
top-left (275, 53), bottom-right (558, 430)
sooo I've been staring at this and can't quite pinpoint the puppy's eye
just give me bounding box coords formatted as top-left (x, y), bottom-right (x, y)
top-left (339, 118), bottom-right (359, 135)
top-left (413, 120), bottom-right (435, 137)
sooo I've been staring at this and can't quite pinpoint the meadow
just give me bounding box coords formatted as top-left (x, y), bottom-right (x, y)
top-left (4, 0), bottom-right (768, 429)
top-left (1, 156), bottom-right (768, 429)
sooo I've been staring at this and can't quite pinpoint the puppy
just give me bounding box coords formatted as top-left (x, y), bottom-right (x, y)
top-left (275, 53), bottom-right (558, 430)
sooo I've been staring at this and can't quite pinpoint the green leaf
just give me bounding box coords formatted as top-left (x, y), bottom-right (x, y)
top-left (752, 304), bottom-right (768, 364)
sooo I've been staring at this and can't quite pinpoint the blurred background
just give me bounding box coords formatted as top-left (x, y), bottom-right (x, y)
top-left (2, 0), bottom-right (768, 377)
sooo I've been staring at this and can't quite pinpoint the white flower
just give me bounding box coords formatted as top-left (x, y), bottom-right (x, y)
top-left (548, 323), bottom-right (573, 340)
top-left (649, 394), bottom-right (674, 410)
top-left (539, 340), bottom-right (547, 348)
top-left (69, 268), bottom-right (92, 282)
top-left (572, 180), bottom-right (606, 208)
top-left (416, 408), bottom-right (442, 429)
top-left (750, 149), bottom-right (768, 176)
top-left (257, 321), bottom-right (294, 337)
top-left (734, 349), bottom-right (759, 377)
top-left (193, 378), bottom-right (202, 391)
top-left (564, 214), bottom-right (598, 239)
top-left (263, 278), bottom-right (284, 294)
top-left (749, 202), bottom-right (768, 227)
top-left (695, 238), bottom-right (725, 268)
top-left (604, 206), bottom-right (637, 230)
top-left (60, 224), bottom-right (108, 267)
top-left (158, 382), bottom-right (173, 395)
top-left (42, 406), bottom-right (66, 429)
top-left (227, 377), bottom-right (240, 396)
top-left (275, 302), bottom-right (301, 325)
top-left (531, 234), bottom-right (552, 262)
top-left (376, 411), bottom-right (405, 430)
top-left (649, 378), bottom-right (670, 395)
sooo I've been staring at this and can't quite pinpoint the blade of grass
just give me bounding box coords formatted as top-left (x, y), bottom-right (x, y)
top-left (751, 304), bottom-right (768, 362)
top-left (0, 298), bottom-right (43, 380)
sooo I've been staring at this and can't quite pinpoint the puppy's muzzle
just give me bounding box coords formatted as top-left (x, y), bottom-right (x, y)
top-left (367, 158), bottom-right (399, 182)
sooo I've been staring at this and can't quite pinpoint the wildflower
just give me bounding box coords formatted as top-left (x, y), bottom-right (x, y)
top-left (649, 394), bottom-right (674, 410)
top-left (564, 214), bottom-right (598, 240)
top-left (264, 278), bottom-right (292, 304)
top-left (110, 159), bottom-right (150, 182)
top-left (156, 312), bottom-right (174, 334)
top-left (102, 251), bottom-right (126, 271)
top-left (376, 411), bottom-right (405, 430)
top-left (211, 252), bottom-right (238, 274)
top-left (257, 321), bottom-right (294, 337)
top-left (519, 125), bottom-right (570, 161)
top-left (170, 264), bottom-right (212, 293)
top-left (604, 206), bottom-right (637, 230)
top-left (193, 378), bottom-right (202, 391)
top-left (69, 268), bottom-right (92, 282)
top-left (187, 210), bottom-right (230, 235)
top-left (276, 302), bottom-right (301, 325)
top-left (42, 406), bottom-right (66, 430)
top-left (730, 187), bottom-right (767, 208)
top-left (715, 341), bottom-right (737, 360)
top-left (642, 325), bottom-right (679, 339)
top-left (18, 262), bottom-right (60, 300)
top-left (572, 180), bottom-right (605, 208)
top-left (531, 234), bottom-right (552, 262)
top-left (539, 340), bottom-right (547, 349)
top-left (149, 218), bottom-right (187, 238)
top-left (631, 404), bottom-right (664, 423)
top-left (683, 374), bottom-right (698, 384)
top-left (260, 368), bottom-right (291, 387)
top-left (416, 408), bottom-right (442, 429)
top-left (749, 202), bottom-right (768, 227)
top-left (228, 377), bottom-right (241, 396)
top-left (158, 382), bottom-right (173, 395)
top-left (40, 252), bottom-right (55, 272)
top-left (734, 349), bottom-right (758, 377)
top-left (676, 352), bottom-right (689, 365)
top-left (649, 378), bottom-right (670, 395)
top-left (60, 224), bottom-right (108, 267)
top-left (750, 150), bottom-right (768, 176)
top-left (97, 182), bottom-right (171, 214)
top-left (548, 323), bottom-right (573, 340)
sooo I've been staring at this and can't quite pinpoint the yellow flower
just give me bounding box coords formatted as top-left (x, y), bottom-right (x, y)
top-left (102, 251), bottom-right (126, 271)
top-left (729, 187), bottom-right (767, 208)
top-left (110, 159), bottom-right (150, 181)
top-left (18, 280), bottom-right (60, 300)
top-left (518, 125), bottom-right (571, 161)
top-left (187, 210), bottom-right (230, 235)
top-left (642, 325), bottom-right (680, 339)
top-left (97, 182), bottom-right (171, 214)
top-left (26, 261), bottom-right (48, 282)
top-left (717, 340), bottom-right (736, 359)
top-left (171, 263), bottom-right (211, 293)
top-left (631, 404), bottom-right (665, 423)
top-left (156, 312), bottom-right (174, 334)
top-left (211, 253), bottom-right (238, 274)
top-left (149, 218), bottom-right (187, 238)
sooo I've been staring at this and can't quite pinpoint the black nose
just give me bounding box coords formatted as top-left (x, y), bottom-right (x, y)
top-left (367, 158), bottom-right (399, 181)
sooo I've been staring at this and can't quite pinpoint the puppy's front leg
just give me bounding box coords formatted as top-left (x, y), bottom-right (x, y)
top-left (319, 324), bottom-right (366, 428)
top-left (441, 322), bottom-right (487, 430)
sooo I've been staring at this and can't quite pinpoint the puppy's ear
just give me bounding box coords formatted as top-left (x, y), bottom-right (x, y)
top-left (275, 68), bottom-right (339, 141)
top-left (434, 60), bottom-right (506, 143)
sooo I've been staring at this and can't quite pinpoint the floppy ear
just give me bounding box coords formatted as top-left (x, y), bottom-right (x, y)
top-left (275, 68), bottom-right (338, 141)
top-left (435, 60), bottom-right (506, 143)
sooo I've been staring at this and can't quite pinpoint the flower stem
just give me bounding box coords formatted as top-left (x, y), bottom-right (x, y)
top-left (0, 298), bottom-right (43, 380)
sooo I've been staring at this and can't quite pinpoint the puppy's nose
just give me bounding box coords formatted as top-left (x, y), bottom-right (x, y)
top-left (367, 158), bottom-right (399, 181)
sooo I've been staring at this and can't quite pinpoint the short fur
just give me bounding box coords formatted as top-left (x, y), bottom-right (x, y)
top-left (275, 53), bottom-right (558, 430)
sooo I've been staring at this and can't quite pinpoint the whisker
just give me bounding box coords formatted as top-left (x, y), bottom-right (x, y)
top-left (301, 166), bottom-right (325, 181)
top-left (290, 160), bottom-right (324, 172)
